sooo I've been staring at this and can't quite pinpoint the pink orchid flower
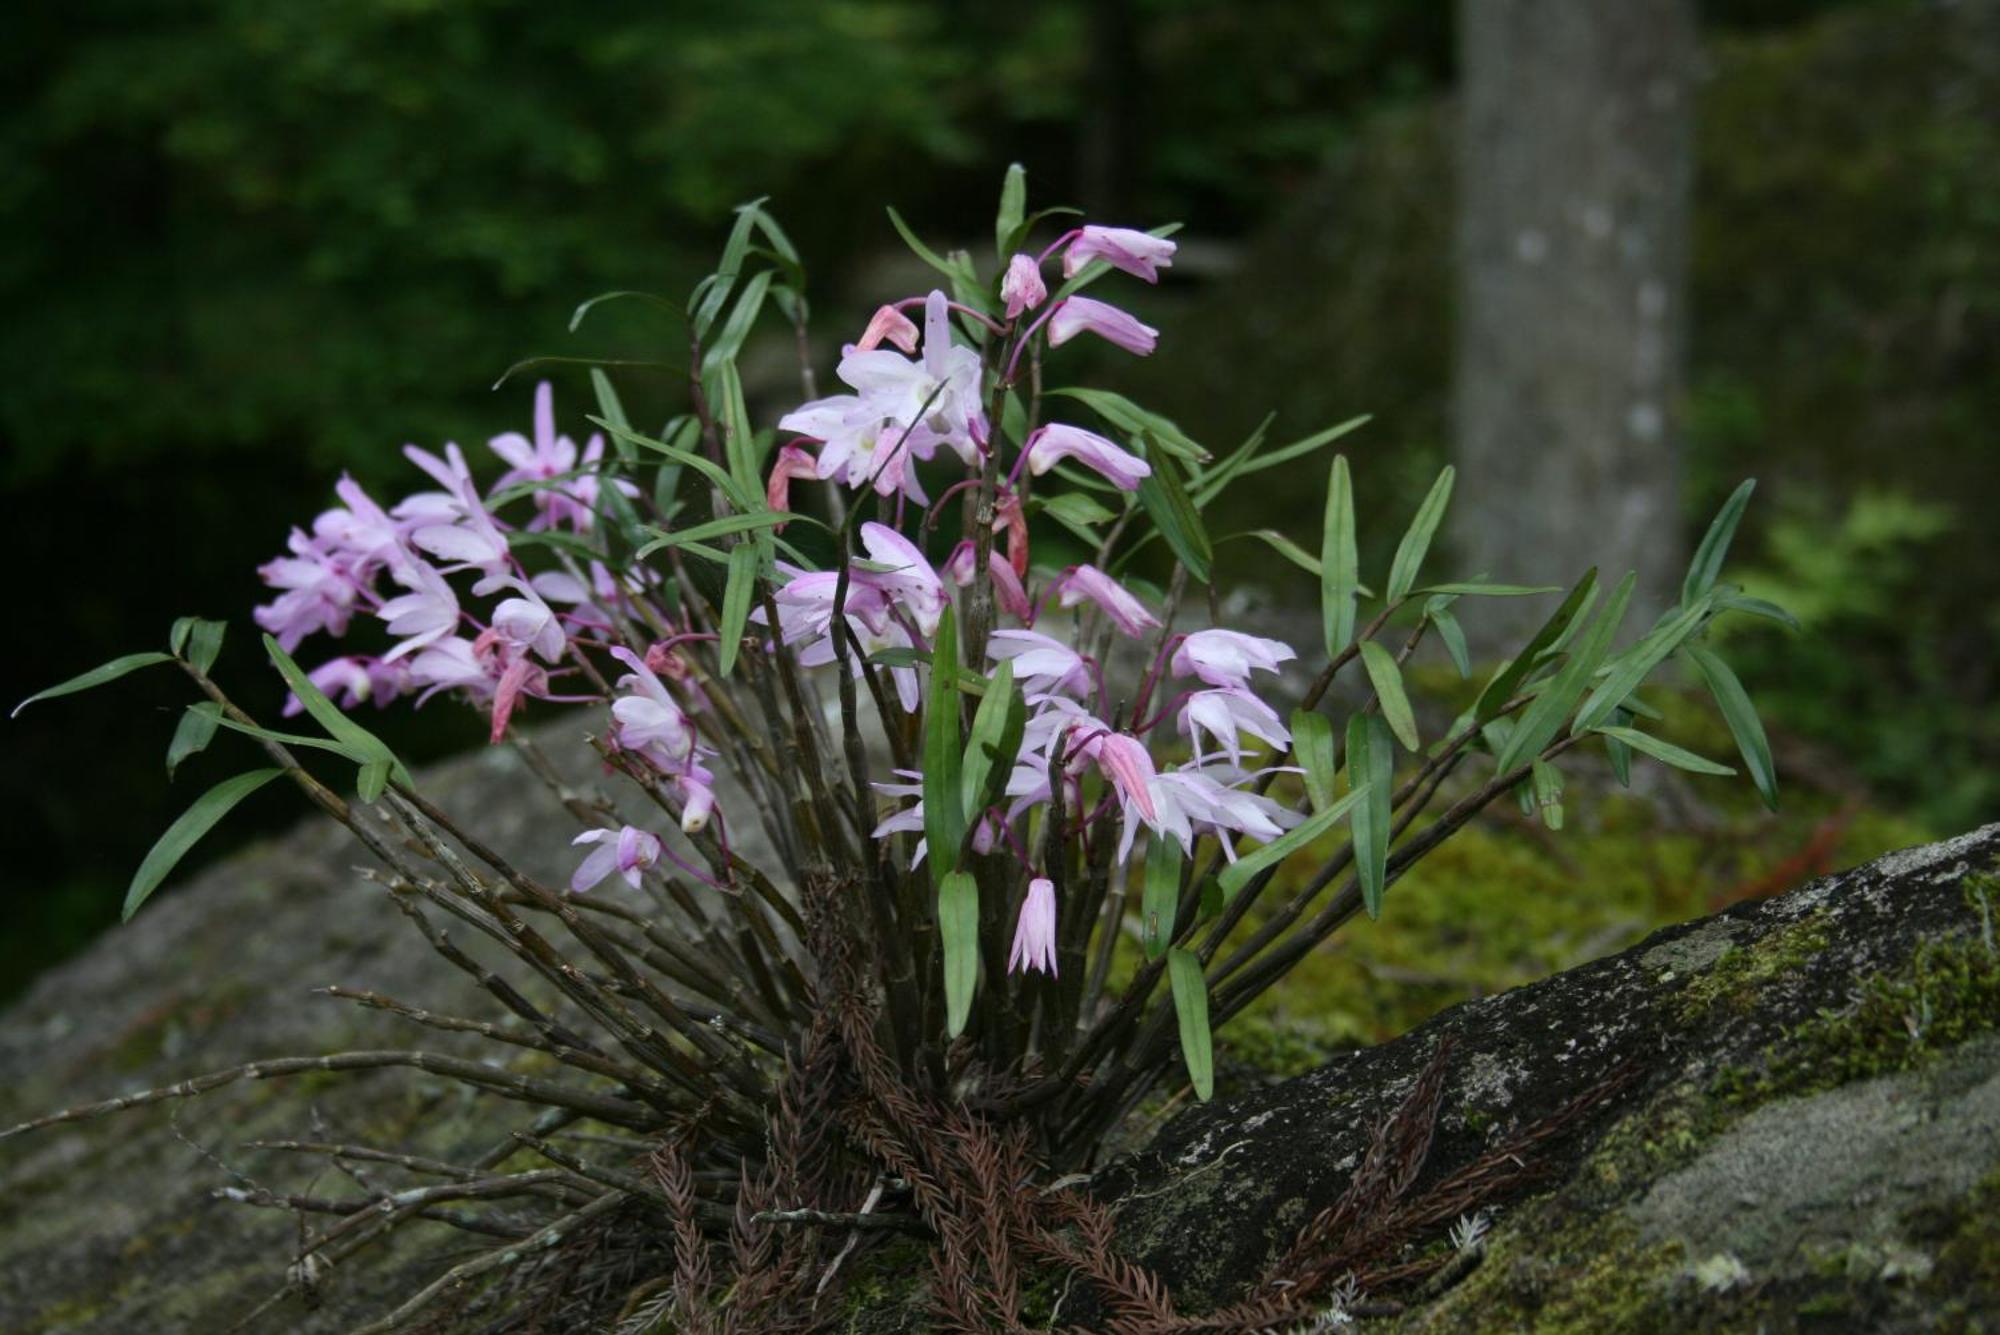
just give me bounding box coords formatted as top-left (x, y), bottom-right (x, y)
top-left (1008, 877), bottom-right (1059, 976)
top-left (569, 825), bottom-right (663, 893)
top-left (1025, 424), bottom-right (1152, 491)
top-left (1061, 226), bottom-right (1177, 283)
top-left (1047, 296), bottom-right (1158, 357)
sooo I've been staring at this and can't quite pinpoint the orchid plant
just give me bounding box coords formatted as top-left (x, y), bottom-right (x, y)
top-left (10, 166), bottom-right (1787, 1327)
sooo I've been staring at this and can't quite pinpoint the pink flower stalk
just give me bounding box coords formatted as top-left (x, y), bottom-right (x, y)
top-left (766, 443), bottom-right (820, 518)
top-left (1024, 424), bottom-right (1152, 491)
top-left (1061, 225), bottom-right (1177, 283)
top-left (1170, 629), bottom-right (1297, 690)
top-left (486, 648), bottom-right (549, 743)
top-left (569, 825), bottom-right (663, 893)
top-left (996, 491), bottom-right (1031, 577)
top-left (1058, 564), bottom-right (1161, 637)
top-left (1180, 688), bottom-right (1291, 765)
top-left (853, 304), bottom-right (920, 354)
top-left (1008, 877), bottom-right (1059, 976)
top-left (1046, 296), bottom-right (1158, 357)
top-left (1002, 254), bottom-right (1048, 319)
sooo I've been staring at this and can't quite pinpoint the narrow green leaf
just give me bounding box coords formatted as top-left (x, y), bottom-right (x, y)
top-left (207, 712), bottom-right (367, 761)
top-left (1194, 414), bottom-right (1369, 506)
top-left (1592, 726), bottom-right (1736, 776)
top-left (263, 636), bottom-right (411, 791)
top-left (1493, 573), bottom-right (1635, 775)
top-left (717, 543), bottom-right (757, 677)
top-left (357, 758), bottom-right (391, 803)
top-left (635, 511), bottom-right (806, 560)
top-left (1291, 709), bottom-right (1337, 813)
top-left (702, 268), bottom-right (774, 371)
top-left (1321, 456), bottom-right (1358, 656)
top-left (1217, 784), bottom-right (1371, 900)
top-left (13, 652), bottom-right (173, 718)
top-left (1716, 591), bottom-right (1800, 632)
top-left (1359, 641), bottom-right (1420, 751)
top-left (866, 647), bottom-right (931, 670)
top-left (589, 416), bottom-right (755, 514)
top-left (886, 205), bottom-right (961, 283)
top-left (1044, 387), bottom-right (1206, 463)
top-left (166, 702), bottom-right (223, 778)
top-left (1685, 644), bottom-right (1777, 809)
top-left (1572, 594), bottom-right (1713, 735)
top-left (1683, 479), bottom-right (1756, 607)
top-left (1427, 602), bottom-right (1472, 677)
top-left (1220, 529), bottom-right (1322, 579)
top-left (1472, 570), bottom-right (1599, 725)
top-left (1530, 759), bottom-right (1565, 830)
top-left (961, 659), bottom-right (1025, 823)
top-left (125, 769), bottom-right (284, 920)
top-left (1604, 715), bottom-right (1634, 787)
top-left (1386, 466), bottom-right (1455, 602)
top-left (1038, 493), bottom-right (1119, 527)
top-left (995, 163), bottom-right (1027, 260)
top-left (1166, 948), bottom-right (1214, 1101)
top-left (1347, 713), bottom-right (1394, 918)
top-left (183, 619), bottom-right (226, 673)
top-left (569, 289), bottom-right (676, 333)
top-left (1415, 581), bottom-right (1565, 598)
top-left (938, 868), bottom-right (980, 1038)
top-left (1135, 449), bottom-right (1212, 583)
top-left (924, 605), bottom-right (967, 877)
top-left (1143, 836), bottom-right (1182, 959)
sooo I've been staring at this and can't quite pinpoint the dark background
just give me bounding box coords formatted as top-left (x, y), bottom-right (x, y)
top-left (5, 0), bottom-right (1995, 997)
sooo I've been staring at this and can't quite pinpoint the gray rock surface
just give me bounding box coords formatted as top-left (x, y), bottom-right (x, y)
top-left (3, 717), bottom-right (1995, 1334)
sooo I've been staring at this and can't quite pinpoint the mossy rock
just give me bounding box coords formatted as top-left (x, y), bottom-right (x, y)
top-left (1093, 824), bottom-right (2000, 1329)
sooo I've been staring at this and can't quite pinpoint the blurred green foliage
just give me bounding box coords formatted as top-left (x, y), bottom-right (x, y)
top-left (4, 0), bottom-right (1980, 1000)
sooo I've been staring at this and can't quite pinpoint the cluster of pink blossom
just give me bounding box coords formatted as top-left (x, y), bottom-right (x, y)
top-left (767, 226), bottom-right (1303, 978)
top-left (251, 382), bottom-right (721, 836)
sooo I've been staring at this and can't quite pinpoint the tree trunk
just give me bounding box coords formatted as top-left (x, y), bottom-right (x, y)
top-left (1452, 0), bottom-right (1696, 640)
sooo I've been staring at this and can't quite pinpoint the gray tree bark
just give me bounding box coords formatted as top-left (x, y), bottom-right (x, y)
top-left (1453, 0), bottom-right (1696, 639)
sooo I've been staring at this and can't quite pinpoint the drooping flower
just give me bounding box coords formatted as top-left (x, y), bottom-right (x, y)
top-left (766, 443), bottom-right (821, 518)
top-left (1142, 764), bottom-right (1302, 859)
top-left (1170, 629), bottom-right (1297, 690)
top-left (1179, 688), bottom-right (1291, 765)
top-left (1024, 423), bottom-right (1152, 491)
top-left (377, 560), bottom-right (462, 662)
top-left (1078, 730), bottom-right (1159, 823)
top-left (1061, 225), bottom-right (1177, 283)
top-left (1008, 877), bottom-right (1059, 976)
top-left (988, 629), bottom-right (1091, 698)
top-left (1002, 254), bottom-right (1048, 319)
top-left (853, 304), bottom-right (921, 355)
top-left (608, 646), bottom-right (695, 767)
top-left (569, 825), bottom-right (663, 893)
top-left (1046, 296), bottom-right (1158, 357)
top-left (1058, 565), bottom-right (1161, 637)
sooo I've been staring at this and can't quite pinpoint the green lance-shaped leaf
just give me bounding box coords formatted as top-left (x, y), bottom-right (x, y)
top-left (263, 636), bottom-right (411, 795)
top-left (634, 511), bottom-right (807, 560)
top-left (1684, 644), bottom-right (1778, 808)
top-left (1530, 758), bottom-right (1566, 831)
top-left (1683, 479), bottom-right (1756, 608)
top-left (1321, 456), bottom-right (1359, 657)
top-left (1291, 709), bottom-right (1338, 813)
top-left (1426, 598), bottom-right (1472, 678)
top-left (961, 659), bottom-right (1026, 824)
top-left (717, 542), bottom-right (758, 678)
top-left (1143, 835), bottom-right (1183, 959)
top-left (591, 416), bottom-right (755, 514)
top-left (590, 368), bottom-right (636, 466)
top-left (995, 163), bottom-right (1027, 260)
top-left (1493, 573), bottom-right (1635, 777)
top-left (1591, 726), bottom-right (1736, 777)
top-left (12, 652), bottom-right (173, 718)
top-left (1045, 387), bottom-right (1206, 464)
top-left (126, 768), bottom-right (285, 920)
top-left (924, 605), bottom-right (968, 878)
top-left (1346, 712), bottom-right (1395, 918)
top-left (166, 702), bottom-right (223, 778)
top-left (702, 268), bottom-right (774, 372)
top-left (1572, 594), bottom-right (1714, 736)
top-left (169, 617), bottom-right (227, 674)
top-left (1218, 783), bottom-right (1372, 901)
top-left (1414, 581), bottom-right (1564, 598)
top-left (1604, 711), bottom-right (1634, 787)
top-left (1472, 569), bottom-right (1600, 726)
top-left (1386, 466), bottom-right (1456, 603)
top-left (1219, 529), bottom-right (1325, 580)
top-left (1358, 641), bottom-right (1420, 751)
top-left (1166, 947), bottom-right (1214, 1101)
top-left (938, 868), bottom-right (980, 1038)
top-left (1194, 413), bottom-right (1369, 507)
top-left (1135, 447), bottom-right (1213, 583)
